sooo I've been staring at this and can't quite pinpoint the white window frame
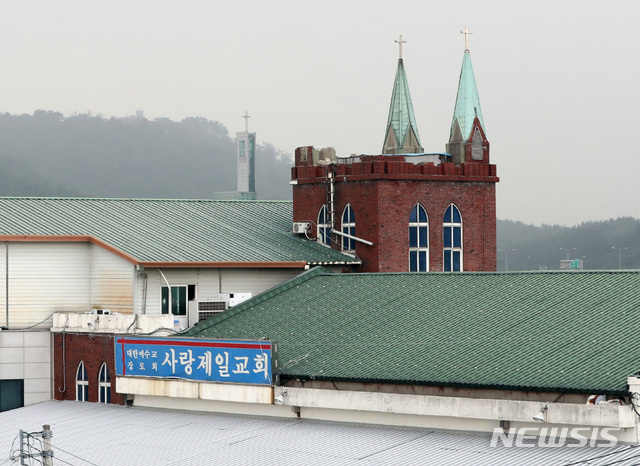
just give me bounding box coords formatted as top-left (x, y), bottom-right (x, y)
top-left (162, 285), bottom-right (188, 316)
top-left (341, 204), bottom-right (356, 252)
top-left (76, 361), bottom-right (88, 402)
top-left (98, 362), bottom-right (111, 404)
top-left (409, 204), bottom-right (429, 271)
top-left (317, 205), bottom-right (330, 246)
top-left (443, 203), bottom-right (463, 272)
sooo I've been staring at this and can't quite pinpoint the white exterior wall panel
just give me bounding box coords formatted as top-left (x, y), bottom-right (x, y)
top-left (0, 242), bottom-right (5, 327)
top-left (220, 269), bottom-right (300, 295)
top-left (0, 330), bottom-right (51, 406)
top-left (4, 242), bottom-right (91, 328)
top-left (140, 267), bottom-right (301, 318)
top-left (89, 244), bottom-right (134, 314)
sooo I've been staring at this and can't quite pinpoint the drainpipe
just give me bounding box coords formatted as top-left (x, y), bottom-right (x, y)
top-left (5, 242), bottom-right (8, 328)
top-left (157, 269), bottom-right (172, 315)
top-left (328, 167), bottom-right (335, 232)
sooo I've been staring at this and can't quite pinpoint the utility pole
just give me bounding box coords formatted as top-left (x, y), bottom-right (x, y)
top-left (17, 425), bottom-right (53, 465)
top-left (612, 246), bottom-right (628, 270)
top-left (43, 425), bottom-right (53, 466)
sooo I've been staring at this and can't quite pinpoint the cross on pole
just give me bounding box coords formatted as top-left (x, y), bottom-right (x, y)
top-left (461, 25), bottom-right (472, 51)
top-left (395, 35), bottom-right (406, 59)
top-left (242, 110), bottom-right (251, 132)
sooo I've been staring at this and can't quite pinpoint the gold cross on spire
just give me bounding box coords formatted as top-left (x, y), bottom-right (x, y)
top-left (461, 25), bottom-right (472, 51)
top-left (395, 34), bottom-right (406, 59)
top-left (242, 110), bottom-right (251, 132)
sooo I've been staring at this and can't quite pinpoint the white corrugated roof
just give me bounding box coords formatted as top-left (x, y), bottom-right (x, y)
top-left (1, 401), bottom-right (639, 466)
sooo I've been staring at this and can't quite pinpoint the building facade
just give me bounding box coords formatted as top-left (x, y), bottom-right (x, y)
top-left (291, 42), bottom-right (497, 273)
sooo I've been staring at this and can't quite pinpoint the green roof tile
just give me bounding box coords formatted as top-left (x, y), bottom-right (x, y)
top-left (183, 269), bottom-right (640, 395)
top-left (0, 198), bottom-right (358, 265)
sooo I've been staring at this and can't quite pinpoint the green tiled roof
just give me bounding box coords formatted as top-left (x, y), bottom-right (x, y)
top-left (450, 51), bottom-right (485, 141)
top-left (0, 198), bottom-right (358, 265)
top-left (184, 268), bottom-right (640, 395)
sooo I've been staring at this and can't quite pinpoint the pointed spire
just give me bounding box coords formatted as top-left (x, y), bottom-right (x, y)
top-left (447, 28), bottom-right (488, 164)
top-left (382, 36), bottom-right (423, 154)
top-left (450, 35), bottom-right (485, 142)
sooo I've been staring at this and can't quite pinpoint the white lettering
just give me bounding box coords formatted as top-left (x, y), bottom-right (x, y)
top-left (490, 428), bottom-right (516, 448)
top-left (567, 428), bottom-right (589, 448)
top-left (598, 428), bottom-right (618, 448)
top-left (489, 427), bottom-right (619, 449)
top-left (538, 428), bottom-right (568, 448)
top-left (514, 428), bottom-right (537, 448)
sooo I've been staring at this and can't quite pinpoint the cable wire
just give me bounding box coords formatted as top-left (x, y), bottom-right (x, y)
top-left (54, 444), bottom-right (101, 466)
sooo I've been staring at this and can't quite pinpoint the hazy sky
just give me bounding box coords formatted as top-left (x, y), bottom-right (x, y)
top-left (1, 1), bottom-right (638, 226)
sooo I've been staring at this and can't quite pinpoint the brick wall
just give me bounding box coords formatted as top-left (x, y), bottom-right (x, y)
top-left (293, 150), bottom-right (498, 273)
top-left (53, 332), bottom-right (125, 405)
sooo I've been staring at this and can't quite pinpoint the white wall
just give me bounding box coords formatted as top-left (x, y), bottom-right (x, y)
top-left (0, 242), bottom-right (91, 328)
top-left (89, 244), bottom-right (134, 314)
top-left (0, 330), bottom-right (51, 406)
top-left (0, 242), bottom-right (135, 329)
top-left (138, 267), bottom-right (301, 317)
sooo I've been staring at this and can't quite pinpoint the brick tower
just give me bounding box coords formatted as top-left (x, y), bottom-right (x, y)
top-left (291, 33), bottom-right (498, 273)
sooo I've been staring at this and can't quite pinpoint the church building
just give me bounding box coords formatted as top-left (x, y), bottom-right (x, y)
top-left (291, 33), bottom-right (498, 273)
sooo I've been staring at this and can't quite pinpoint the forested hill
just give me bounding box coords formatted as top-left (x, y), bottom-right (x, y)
top-left (0, 110), bottom-right (293, 200)
top-left (1, 111), bottom-right (637, 270)
top-left (497, 218), bottom-right (640, 271)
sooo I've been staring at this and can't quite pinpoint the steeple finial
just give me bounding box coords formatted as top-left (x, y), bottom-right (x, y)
top-left (461, 25), bottom-right (472, 51)
top-left (395, 35), bottom-right (406, 59)
top-left (242, 110), bottom-right (251, 132)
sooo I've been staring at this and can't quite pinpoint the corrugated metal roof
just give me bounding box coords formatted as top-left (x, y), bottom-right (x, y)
top-left (183, 268), bottom-right (640, 394)
top-left (1, 401), bottom-right (638, 466)
top-left (0, 197), bottom-right (358, 265)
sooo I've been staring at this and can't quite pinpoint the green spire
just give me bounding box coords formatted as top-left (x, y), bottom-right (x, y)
top-left (382, 59), bottom-right (423, 154)
top-left (450, 50), bottom-right (485, 141)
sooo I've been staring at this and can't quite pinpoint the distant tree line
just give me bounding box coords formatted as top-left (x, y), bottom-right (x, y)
top-left (1, 111), bottom-right (637, 271)
top-left (0, 110), bottom-right (293, 200)
top-left (497, 218), bottom-right (640, 271)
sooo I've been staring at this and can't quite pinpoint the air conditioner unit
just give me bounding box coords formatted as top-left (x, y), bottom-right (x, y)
top-left (229, 293), bottom-right (252, 307)
top-left (292, 222), bottom-right (310, 234)
top-left (190, 294), bottom-right (230, 323)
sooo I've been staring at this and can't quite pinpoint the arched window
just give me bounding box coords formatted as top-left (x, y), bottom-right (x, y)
top-left (98, 363), bottom-right (111, 404)
top-left (443, 204), bottom-right (463, 271)
top-left (471, 127), bottom-right (483, 160)
top-left (317, 205), bottom-right (330, 246)
top-left (341, 204), bottom-right (356, 252)
top-left (76, 361), bottom-right (88, 402)
top-left (409, 204), bottom-right (429, 271)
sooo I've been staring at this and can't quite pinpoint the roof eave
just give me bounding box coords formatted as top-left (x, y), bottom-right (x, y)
top-left (279, 373), bottom-right (628, 397)
top-left (140, 261), bottom-right (308, 269)
top-left (0, 234), bottom-right (140, 264)
top-left (0, 235), bottom-right (311, 269)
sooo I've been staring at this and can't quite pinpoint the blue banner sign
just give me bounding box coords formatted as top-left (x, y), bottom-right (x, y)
top-left (115, 336), bottom-right (272, 385)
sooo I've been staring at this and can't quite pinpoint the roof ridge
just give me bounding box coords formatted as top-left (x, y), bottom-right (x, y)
top-left (180, 266), bottom-right (329, 336)
top-left (0, 196), bottom-right (293, 204)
